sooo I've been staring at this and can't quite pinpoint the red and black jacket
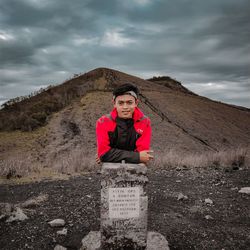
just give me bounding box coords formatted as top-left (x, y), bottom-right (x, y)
top-left (96, 107), bottom-right (151, 163)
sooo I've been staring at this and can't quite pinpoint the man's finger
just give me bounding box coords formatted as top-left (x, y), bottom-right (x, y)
top-left (148, 154), bottom-right (154, 159)
top-left (144, 150), bottom-right (154, 153)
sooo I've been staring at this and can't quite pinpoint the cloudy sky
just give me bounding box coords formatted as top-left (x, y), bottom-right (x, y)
top-left (0, 0), bottom-right (249, 108)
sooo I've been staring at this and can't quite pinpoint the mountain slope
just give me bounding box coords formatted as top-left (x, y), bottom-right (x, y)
top-left (0, 67), bottom-right (250, 172)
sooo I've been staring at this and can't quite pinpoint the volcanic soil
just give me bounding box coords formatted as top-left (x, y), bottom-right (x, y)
top-left (0, 166), bottom-right (249, 250)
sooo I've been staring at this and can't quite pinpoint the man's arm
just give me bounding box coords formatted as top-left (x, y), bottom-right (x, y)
top-left (96, 118), bottom-right (140, 163)
top-left (135, 118), bottom-right (153, 164)
top-left (96, 117), bottom-right (111, 158)
top-left (101, 148), bottom-right (140, 163)
top-left (136, 118), bottom-right (151, 152)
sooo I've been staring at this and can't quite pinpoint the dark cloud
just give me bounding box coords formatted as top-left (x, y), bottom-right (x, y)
top-left (0, 0), bottom-right (249, 107)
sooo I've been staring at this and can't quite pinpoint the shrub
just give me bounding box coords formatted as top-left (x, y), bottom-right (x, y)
top-left (31, 112), bottom-right (47, 124)
top-left (20, 116), bottom-right (40, 131)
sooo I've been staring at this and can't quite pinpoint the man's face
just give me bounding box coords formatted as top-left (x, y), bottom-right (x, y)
top-left (113, 94), bottom-right (138, 119)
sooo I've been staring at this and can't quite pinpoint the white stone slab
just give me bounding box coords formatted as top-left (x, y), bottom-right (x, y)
top-left (108, 187), bottom-right (140, 219)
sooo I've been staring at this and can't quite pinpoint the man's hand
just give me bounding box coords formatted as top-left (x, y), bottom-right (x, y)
top-left (139, 150), bottom-right (154, 164)
top-left (95, 154), bottom-right (101, 164)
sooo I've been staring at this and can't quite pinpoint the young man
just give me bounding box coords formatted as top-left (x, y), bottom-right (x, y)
top-left (96, 83), bottom-right (153, 164)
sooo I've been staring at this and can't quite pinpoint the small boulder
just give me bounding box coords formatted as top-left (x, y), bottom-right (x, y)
top-left (54, 244), bottom-right (67, 250)
top-left (205, 215), bottom-right (214, 220)
top-left (147, 231), bottom-right (170, 250)
top-left (239, 187), bottom-right (250, 194)
top-left (205, 198), bottom-right (213, 205)
top-left (177, 193), bottom-right (188, 201)
top-left (6, 207), bottom-right (28, 222)
top-left (81, 231), bottom-right (101, 250)
top-left (21, 194), bottom-right (48, 208)
top-left (0, 203), bottom-right (13, 219)
top-left (57, 228), bottom-right (68, 236)
top-left (48, 219), bottom-right (65, 227)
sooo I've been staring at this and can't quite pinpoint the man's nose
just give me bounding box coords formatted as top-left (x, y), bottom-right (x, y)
top-left (123, 103), bottom-right (129, 108)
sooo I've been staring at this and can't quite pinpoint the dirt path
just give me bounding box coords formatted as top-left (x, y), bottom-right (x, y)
top-left (0, 167), bottom-right (249, 250)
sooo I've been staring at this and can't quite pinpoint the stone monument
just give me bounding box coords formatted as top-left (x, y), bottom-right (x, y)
top-left (101, 162), bottom-right (148, 249)
top-left (80, 162), bottom-right (170, 250)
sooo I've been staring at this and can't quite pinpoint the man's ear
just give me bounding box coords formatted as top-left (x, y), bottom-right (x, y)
top-left (135, 99), bottom-right (139, 106)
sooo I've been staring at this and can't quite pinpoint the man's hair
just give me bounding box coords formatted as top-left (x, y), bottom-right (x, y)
top-left (113, 83), bottom-right (139, 100)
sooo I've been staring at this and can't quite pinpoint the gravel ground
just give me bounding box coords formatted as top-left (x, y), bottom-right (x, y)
top-left (0, 167), bottom-right (249, 250)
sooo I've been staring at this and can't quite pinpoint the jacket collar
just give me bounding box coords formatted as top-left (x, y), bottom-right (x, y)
top-left (110, 107), bottom-right (144, 122)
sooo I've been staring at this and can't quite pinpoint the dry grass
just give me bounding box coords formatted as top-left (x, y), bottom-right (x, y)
top-left (0, 154), bottom-right (37, 178)
top-left (0, 127), bottom-right (47, 155)
top-left (153, 147), bottom-right (249, 170)
top-left (53, 148), bottom-right (97, 174)
top-left (0, 156), bottom-right (70, 184)
top-left (0, 147), bottom-right (248, 181)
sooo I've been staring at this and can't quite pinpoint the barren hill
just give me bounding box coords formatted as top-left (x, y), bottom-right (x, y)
top-left (0, 67), bottom-right (250, 174)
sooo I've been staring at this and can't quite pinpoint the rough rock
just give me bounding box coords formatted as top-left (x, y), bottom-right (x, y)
top-left (205, 215), bottom-right (214, 220)
top-left (48, 219), bottom-right (65, 227)
top-left (205, 198), bottom-right (213, 205)
top-left (21, 194), bottom-right (48, 208)
top-left (238, 187), bottom-right (250, 194)
top-left (57, 228), bottom-right (68, 235)
top-left (177, 193), bottom-right (188, 200)
top-left (54, 244), bottom-right (67, 250)
top-left (80, 231), bottom-right (170, 250)
top-left (6, 207), bottom-right (28, 222)
top-left (146, 231), bottom-right (170, 250)
top-left (0, 202), bottom-right (13, 219)
top-left (81, 231), bottom-right (101, 250)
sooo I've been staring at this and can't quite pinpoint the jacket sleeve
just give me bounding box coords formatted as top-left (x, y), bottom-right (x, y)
top-left (135, 118), bottom-right (151, 152)
top-left (96, 117), bottom-right (111, 158)
top-left (101, 148), bottom-right (140, 163)
top-left (96, 118), bottom-right (140, 163)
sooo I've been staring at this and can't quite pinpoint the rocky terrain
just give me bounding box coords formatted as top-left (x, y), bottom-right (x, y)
top-left (0, 166), bottom-right (249, 250)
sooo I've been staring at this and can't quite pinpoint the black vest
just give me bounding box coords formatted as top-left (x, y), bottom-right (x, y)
top-left (108, 117), bottom-right (138, 151)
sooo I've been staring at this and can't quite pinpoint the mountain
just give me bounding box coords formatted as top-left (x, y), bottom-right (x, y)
top-left (147, 76), bottom-right (196, 95)
top-left (0, 67), bottom-right (250, 174)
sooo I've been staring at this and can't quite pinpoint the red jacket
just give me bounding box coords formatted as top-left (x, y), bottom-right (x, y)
top-left (96, 107), bottom-right (151, 163)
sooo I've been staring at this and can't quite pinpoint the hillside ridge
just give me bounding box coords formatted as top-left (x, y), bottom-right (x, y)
top-left (0, 67), bottom-right (191, 131)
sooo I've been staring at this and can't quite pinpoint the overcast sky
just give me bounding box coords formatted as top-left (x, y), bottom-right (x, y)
top-left (0, 0), bottom-right (249, 108)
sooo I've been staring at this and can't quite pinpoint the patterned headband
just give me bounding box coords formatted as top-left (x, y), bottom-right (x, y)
top-left (113, 90), bottom-right (138, 100)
